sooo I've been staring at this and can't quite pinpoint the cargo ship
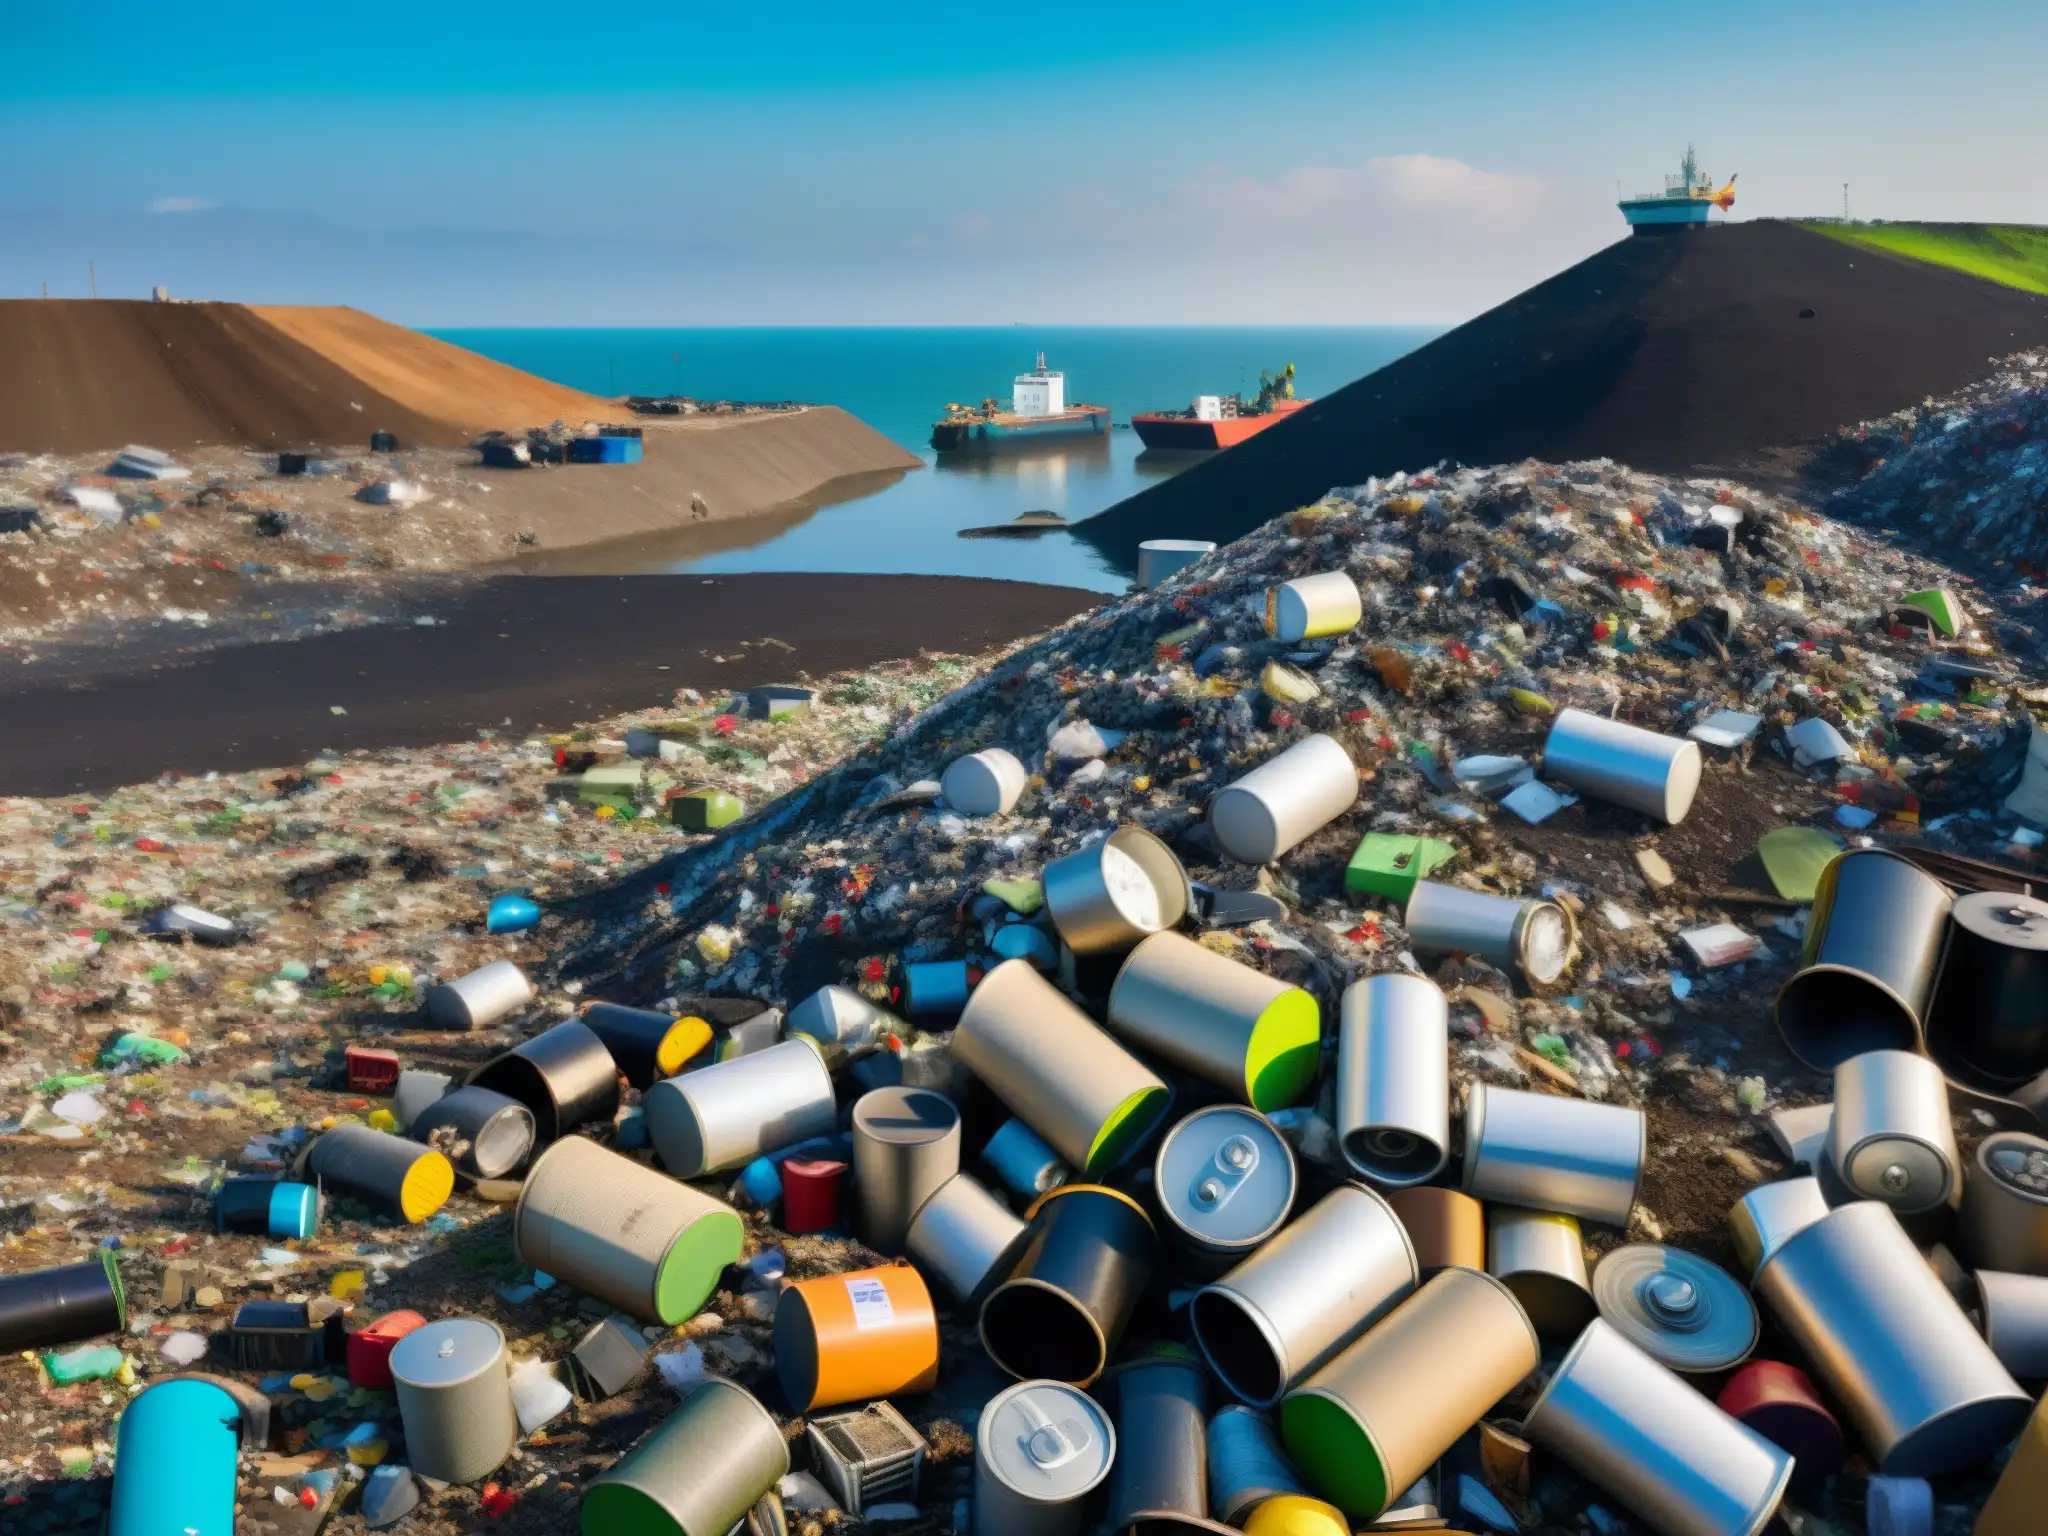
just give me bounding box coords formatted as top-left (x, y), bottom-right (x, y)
top-left (931, 354), bottom-right (1110, 451)
top-left (1131, 364), bottom-right (1310, 451)
top-left (1618, 145), bottom-right (1736, 234)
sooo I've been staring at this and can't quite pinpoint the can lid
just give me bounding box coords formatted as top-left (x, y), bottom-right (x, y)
top-left (1841, 1133), bottom-right (1951, 1212)
top-left (853, 1086), bottom-right (961, 1148)
top-left (391, 1317), bottom-right (505, 1389)
top-left (1155, 1107), bottom-right (1295, 1250)
top-left (980, 1380), bottom-right (1115, 1502)
top-left (1954, 891), bottom-right (2048, 950)
top-left (1593, 1243), bottom-right (1757, 1372)
top-left (1982, 1132), bottom-right (2048, 1202)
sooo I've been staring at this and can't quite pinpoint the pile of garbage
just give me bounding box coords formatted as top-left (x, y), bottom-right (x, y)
top-left (12, 451), bottom-right (2048, 1536)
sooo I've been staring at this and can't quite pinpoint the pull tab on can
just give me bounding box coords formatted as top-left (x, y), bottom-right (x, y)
top-left (1016, 1393), bottom-right (1089, 1471)
top-left (1193, 1135), bottom-right (1260, 1213)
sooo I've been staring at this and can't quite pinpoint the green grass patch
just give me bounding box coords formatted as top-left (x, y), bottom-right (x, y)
top-left (1803, 221), bottom-right (2048, 296)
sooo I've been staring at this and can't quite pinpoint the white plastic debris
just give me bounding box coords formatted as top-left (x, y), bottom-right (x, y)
top-left (1688, 709), bottom-right (1764, 749)
top-left (1501, 780), bottom-right (1576, 824)
top-left (1047, 718), bottom-right (1125, 761)
top-left (510, 1358), bottom-right (572, 1433)
top-left (159, 1330), bottom-right (209, 1366)
top-left (653, 1344), bottom-right (706, 1393)
top-left (1679, 923), bottom-right (1759, 968)
top-left (1785, 717), bottom-right (1853, 766)
top-left (357, 478), bottom-right (428, 507)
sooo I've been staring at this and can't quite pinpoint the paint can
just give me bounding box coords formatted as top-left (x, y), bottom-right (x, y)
top-left (1462, 1082), bottom-right (1644, 1227)
top-left (1043, 825), bottom-right (1191, 955)
top-left (1959, 1131), bottom-right (2048, 1274)
top-left (1974, 1269), bottom-right (2048, 1379)
top-left (853, 1086), bottom-right (963, 1254)
top-left (1822, 1049), bottom-right (1959, 1215)
top-left (215, 1177), bottom-right (320, 1240)
top-left (1926, 891), bottom-right (2048, 1085)
top-left (422, 958), bottom-right (534, 1030)
top-left (1107, 1350), bottom-right (1236, 1536)
top-left (774, 1262), bottom-right (939, 1413)
top-left (1405, 881), bottom-right (1575, 990)
top-left (583, 1002), bottom-right (713, 1088)
top-left (1207, 1406), bottom-right (1306, 1526)
top-left (1714, 1360), bottom-right (1844, 1483)
top-left (109, 1377), bottom-right (244, 1536)
top-left (469, 1019), bottom-right (621, 1143)
top-left (390, 1317), bottom-right (518, 1485)
top-left (1774, 849), bottom-right (1953, 1072)
top-left (788, 985), bottom-right (903, 1055)
top-left (782, 1157), bottom-right (848, 1234)
top-left (944, 748), bottom-right (1029, 818)
top-left (1540, 708), bottom-right (1704, 825)
top-left (347, 1309), bottom-right (426, 1391)
top-left (906, 1172), bottom-right (1027, 1305)
top-left (905, 959), bottom-right (976, 1016)
top-left (1380, 1186), bottom-right (1485, 1275)
top-left (646, 1036), bottom-right (837, 1177)
top-left (1240, 1496), bottom-right (1347, 1536)
top-left (1336, 972), bottom-right (1449, 1186)
top-left (1278, 1266), bottom-right (1539, 1521)
top-left (1192, 1183), bottom-right (1418, 1409)
top-left (1523, 1317), bottom-right (1792, 1536)
top-left (1138, 539), bottom-right (1217, 589)
top-left (1975, 1393), bottom-right (2048, 1536)
top-left (1154, 1105), bottom-right (1297, 1276)
top-left (1264, 572), bottom-right (1362, 643)
top-left (980, 1184), bottom-right (1157, 1387)
top-left (1107, 932), bottom-right (1321, 1112)
top-left (975, 1379), bottom-right (1116, 1536)
top-left (1726, 1177), bottom-right (1830, 1282)
top-left (1753, 1199), bottom-right (2030, 1475)
top-left (954, 959), bottom-right (1171, 1178)
top-left (406, 1085), bottom-right (536, 1180)
top-left (0, 1251), bottom-right (126, 1354)
top-left (515, 1135), bottom-right (744, 1324)
top-left (582, 1378), bottom-right (790, 1536)
top-left (1592, 1243), bottom-right (1757, 1374)
top-left (1208, 734), bottom-right (1358, 866)
top-left (392, 1068), bottom-right (452, 1129)
top-left (1487, 1207), bottom-right (1596, 1338)
top-left (984, 1117), bottom-right (1072, 1200)
top-left (309, 1122), bottom-right (454, 1224)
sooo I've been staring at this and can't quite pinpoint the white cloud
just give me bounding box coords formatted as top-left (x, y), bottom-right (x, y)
top-left (149, 196), bottom-right (219, 215)
top-left (1167, 152), bottom-right (1545, 229)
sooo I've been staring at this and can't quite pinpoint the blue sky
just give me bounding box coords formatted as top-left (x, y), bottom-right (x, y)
top-left (4, 0), bottom-right (2044, 324)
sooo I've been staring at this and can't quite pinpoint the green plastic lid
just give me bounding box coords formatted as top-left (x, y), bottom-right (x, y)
top-left (1245, 988), bottom-right (1321, 1111)
top-left (1086, 1084), bottom-right (1172, 1176)
top-left (653, 1207), bottom-right (745, 1324)
top-left (1280, 1389), bottom-right (1389, 1520)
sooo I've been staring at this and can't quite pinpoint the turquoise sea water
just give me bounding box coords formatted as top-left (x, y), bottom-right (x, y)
top-left (433, 326), bottom-right (1438, 591)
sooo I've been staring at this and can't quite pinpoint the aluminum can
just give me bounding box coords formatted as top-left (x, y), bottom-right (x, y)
top-left (1974, 1269), bottom-right (2048, 1380)
top-left (1336, 973), bottom-right (1448, 1186)
top-left (1264, 572), bottom-right (1362, 643)
top-left (646, 1036), bottom-right (837, 1177)
top-left (1592, 1243), bottom-right (1757, 1374)
top-left (1405, 881), bottom-right (1575, 990)
top-left (907, 1173), bottom-right (1027, 1305)
top-left (1108, 932), bottom-right (1321, 1112)
top-left (581, 1379), bottom-right (790, 1536)
top-left (1487, 1206), bottom-right (1596, 1339)
top-left (1958, 1130), bottom-right (2048, 1275)
top-left (786, 985), bottom-right (903, 1055)
top-left (1043, 825), bottom-right (1190, 955)
top-left (422, 959), bottom-right (533, 1030)
top-left (1208, 734), bottom-right (1358, 866)
top-left (1541, 707), bottom-right (1704, 825)
top-left (1726, 1177), bottom-right (1830, 1281)
top-left (1379, 1186), bottom-right (1484, 1275)
top-left (469, 1019), bottom-right (621, 1143)
top-left (975, 1379), bottom-right (1115, 1536)
top-left (1206, 1405), bottom-right (1306, 1525)
top-left (1462, 1081), bottom-right (1644, 1227)
top-left (391, 1317), bottom-right (517, 1485)
top-left (853, 1086), bottom-right (962, 1254)
top-left (1925, 890), bottom-right (2048, 1085)
top-left (980, 1185), bottom-right (1157, 1387)
top-left (1824, 1049), bottom-right (1959, 1215)
top-left (583, 1001), bottom-right (713, 1088)
top-left (1107, 1351), bottom-right (1235, 1536)
top-left (1154, 1106), bottom-right (1297, 1275)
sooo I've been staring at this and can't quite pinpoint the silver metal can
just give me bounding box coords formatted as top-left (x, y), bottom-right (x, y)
top-left (1754, 1199), bottom-right (2030, 1475)
top-left (1107, 932), bottom-right (1322, 1113)
top-left (975, 1379), bottom-right (1115, 1536)
top-left (583, 1378), bottom-right (790, 1536)
top-left (853, 1086), bottom-right (963, 1255)
top-left (1207, 734), bottom-right (1358, 866)
top-left (390, 1317), bottom-right (517, 1486)
top-left (1206, 1406), bottom-right (1306, 1526)
top-left (1957, 1131), bottom-right (2048, 1276)
top-left (1774, 849), bottom-right (1954, 1072)
top-left (1154, 1106), bottom-right (1297, 1275)
top-left (1975, 1269), bottom-right (2048, 1380)
top-left (1523, 1318), bottom-right (1792, 1536)
top-left (1042, 826), bottom-right (1191, 956)
top-left (1191, 1184), bottom-right (1417, 1408)
top-left (645, 1036), bottom-right (838, 1177)
top-left (1404, 882), bottom-right (1576, 990)
top-left (1726, 1177), bottom-right (1830, 1282)
top-left (1540, 707), bottom-right (1704, 825)
top-left (1486, 1206), bottom-right (1596, 1339)
top-left (1824, 1049), bottom-right (1959, 1215)
top-left (1462, 1081), bottom-right (1644, 1227)
top-left (422, 959), bottom-right (533, 1031)
top-left (1591, 1243), bottom-right (1758, 1375)
top-left (906, 1173), bottom-right (1027, 1306)
top-left (1335, 973), bottom-right (1449, 1186)
top-left (1138, 540), bottom-right (1216, 590)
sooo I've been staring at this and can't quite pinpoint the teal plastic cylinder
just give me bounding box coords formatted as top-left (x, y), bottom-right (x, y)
top-left (112, 1378), bottom-right (242, 1536)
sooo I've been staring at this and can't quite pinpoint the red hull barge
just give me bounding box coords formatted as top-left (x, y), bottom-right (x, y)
top-left (1131, 397), bottom-right (1309, 451)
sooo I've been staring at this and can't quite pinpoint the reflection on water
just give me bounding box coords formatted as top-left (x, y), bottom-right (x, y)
top-left (1132, 447), bottom-right (1212, 479)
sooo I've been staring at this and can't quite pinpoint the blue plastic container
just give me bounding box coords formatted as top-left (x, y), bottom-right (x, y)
top-left (487, 894), bottom-right (541, 934)
top-left (111, 1378), bottom-right (243, 1536)
top-left (216, 1177), bottom-right (320, 1240)
top-left (568, 436), bottom-right (644, 465)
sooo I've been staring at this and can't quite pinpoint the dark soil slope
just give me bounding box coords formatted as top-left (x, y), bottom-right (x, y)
top-left (0, 300), bottom-right (469, 454)
top-left (1075, 220), bottom-right (2048, 571)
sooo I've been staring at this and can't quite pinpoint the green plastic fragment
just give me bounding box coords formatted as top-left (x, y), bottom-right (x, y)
top-left (1345, 833), bottom-right (1457, 902)
top-left (1757, 827), bottom-right (1844, 902)
top-left (42, 1345), bottom-right (123, 1384)
top-left (667, 788), bottom-right (742, 831)
top-left (1901, 588), bottom-right (1959, 637)
top-left (101, 1033), bottom-right (188, 1068)
top-left (982, 878), bottom-right (1045, 915)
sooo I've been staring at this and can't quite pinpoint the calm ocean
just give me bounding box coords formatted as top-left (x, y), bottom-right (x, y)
top-left (434, 327), bottom-right (1438, 591)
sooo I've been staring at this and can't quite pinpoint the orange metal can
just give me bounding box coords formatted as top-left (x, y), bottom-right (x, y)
top-left (773, 1262), bottom-right (939, 1413)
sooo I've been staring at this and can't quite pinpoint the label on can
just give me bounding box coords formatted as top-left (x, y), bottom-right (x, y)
top-left (846, 1277), bottom-right (895, 1329)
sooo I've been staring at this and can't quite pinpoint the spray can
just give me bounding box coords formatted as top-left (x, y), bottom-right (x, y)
top-left (1154, 1106), bottom-right (1298, 1276)
top-left (405, 1086), bottom-right (536, 1181)
top-left (1208, 734), bottom-right (1358, 866)
top-left (1523, 1318), bottom-right (1792, 1536)
top-left (646, 1036), bottom-right (837, 1177)
top-left (108, 1378), bottom-right (245, 1536)
top-left (1265, 572), bottom-right (1362, 643)
top-left (1192, 1184), bottom-right (1417, 1408)
top-left (980, 1185), bottom-right (1157, 1387)
top-left (984, 1118), bottom-right (1072, 1200)
top-left (1726, 1177), bottom-right (1830, 1282)
top-left (469, 1019), bottom-right (622, 1143)
top-left (1336, 973), bottom-right (1448, 1186)
top-left (943, 748), bottom-right (1028, 818)
top-left (1379, 1186), bottom-right (1484, 1275)
top-left (582, 1379), bottom-right (790, 1536)
top-left (422, 959), bottom-right (533, 1030)
top-left (1961, 1131), bottom-right (2048, 1275)
top-left (1462, 1082), bottom-right (1643, 1227)
top-left (1540, 708), bottom-right (1704, 825)
top-left (975, 1379), bottom-right (1115, 1536)
top-left (1207, 1406), bottom-right (1306, 1525)
top-left (1042, 826), bottom-right (1190, 955)
top-left (309, 1122), bottom-right (454, 1224)
top-left (390, 1317), bottom-right (518, 1485)
top-left (774, 1263), bottom-right (939, 1413)
top-left (1405, 881), bottom-right (1575, 990)
top-left (1487, 1206), bottom-right (1596, 1339)
top-left (1138, 540), bottom-right (1216, 589)
top-left (852, 1086), bottom-right (962, 1255)
top-left (0, 1251), bottom-right (126, 1355)
top-left (907, 1173), bottom-right (1027, 1305)
top-left (1107, 932), bottom-right (1321, 1113)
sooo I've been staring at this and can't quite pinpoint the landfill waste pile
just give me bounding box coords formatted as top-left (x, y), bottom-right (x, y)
top-left (13, 446), bottom-right (2048, 1536)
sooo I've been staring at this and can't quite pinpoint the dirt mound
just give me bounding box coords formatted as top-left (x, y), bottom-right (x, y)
top-left (1075, 220), bottom-right (2048, 571)
top-left (253, 305), bottom-right (611, 433)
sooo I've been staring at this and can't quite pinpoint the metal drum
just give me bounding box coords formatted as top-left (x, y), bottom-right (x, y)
top-left (1208, 734), bottom-right (1358, 866)
top-left (1138, 540), bottom-right (1216, 590)
top-left (1462, 1082), bottom-right (1644, 1227)
top-left (1775, 849), bottom-right (1953, 1072)
top-left (1336, 973), bottom-right (1449, 1186)
top-left (1540, 708), bottom-right (1704, 825)
top-left (980, 1185), bottom-right (1157, 1387)
top-left (1154, 1106), bottom-right (1297, 1276)
top-left (1714, 1360), bottom-right (1845, 1483)
top-left (1405, 882), bottom-right (1576, 990)
top-left (1278, 1267), bottom-right (1539, 1522)
top-left (1192, 1184), bottom-right (1418, 1409)
top-left (406, 1085), bottom-right (536, 1180)
top-left (774, 1264), bottom-right (940, 1413)
top-left (984, 1117), bottom-right (1071, 1200)
top-left (1726, 1177), bottom-right (1830, 1281)
top-left (1823, 1050), bottom-right (1959, 1215)
top-left (646, 1036), bottom-right (838, 1177)
top-left (1926, 891), bottom-right (2048, 1085)
top-left (1487, 1207), bottom-right (1596, 1339)
top-left (390, 1317), bottom-right (518, 1485)
top-left (954, 960), bottom-right (1171, 1178)
top-left (108, 1378), bottom-right (245, 1536)
top-left (581, 1379), bottom-right (790, 1536)
top-left (1753, 1199), bottom-right (2030, 1475)
top-left (1974, 1269), bottom-right (2048, 1379)
top-left (1207, 1406), bottom-right (1306, 1525)
top-left (1523, 1318), bottom-right (1792, 1536)
top-left (1043, 826), bottom-right (1191, 956)
top-left (1380, 1186), bottom-right (1484, 1275)
top-left (515, 1136), bottom-right (744, 1324)
top-left (852, 1087), bottom-right (962, 1255)
top-left (423, 959), bottom-right (534, 1030)
top-left (1107, 1350), bottom-right (1236, 1536)
top-left (1592, 1244), bottom-right (1757, 1375)
top-left (1958, 1131), bottom-right (2048, 1275)
top-left (309, 1121), bottom-right (454, 1224)
top-left (975, 1379), bottom-right (1116, 1536)
top-left (1265, 573), bottom-right (1362, 644)
top-left (906, 1173), bottom-right (1027, 1305)
top-left (1107, 933), bottom-right (1321, 1113)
